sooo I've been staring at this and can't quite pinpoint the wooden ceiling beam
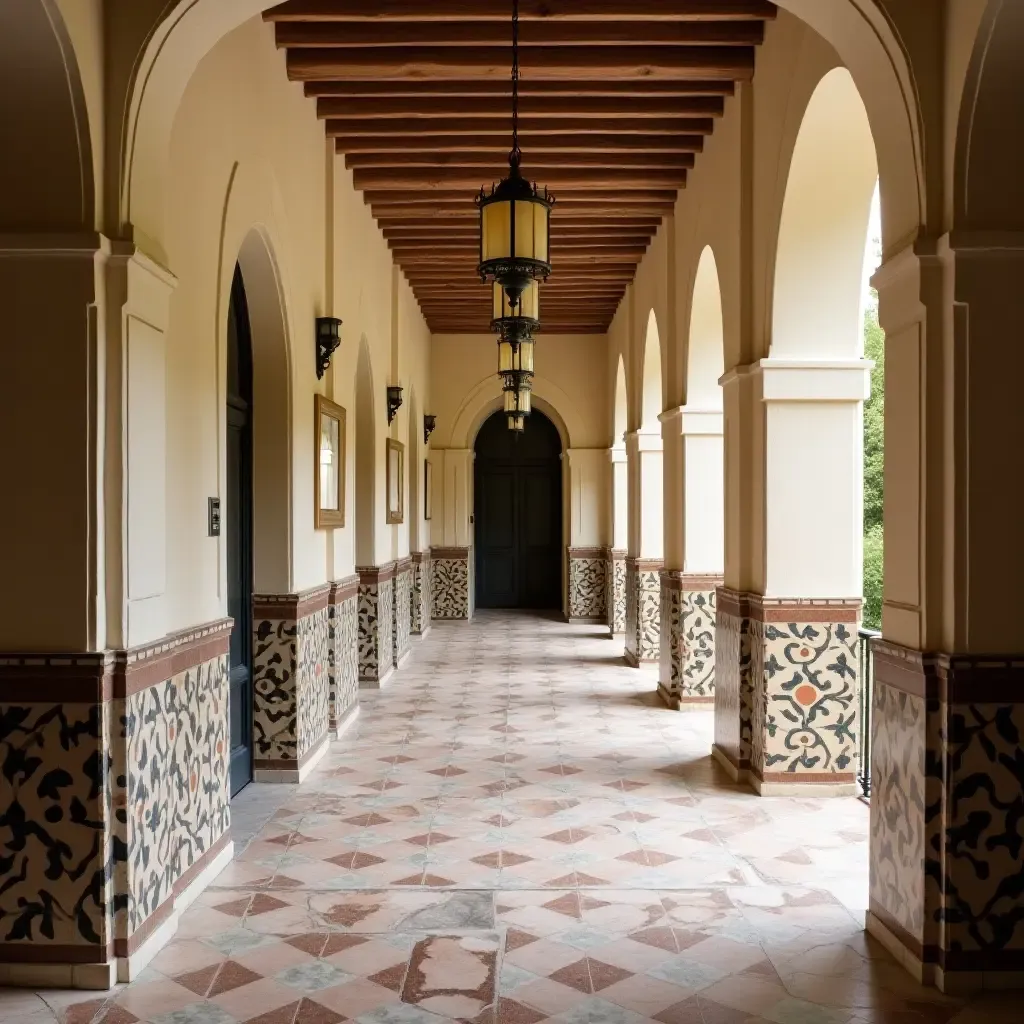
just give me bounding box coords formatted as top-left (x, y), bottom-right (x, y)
top-left (287, 46), bottom-right (755, 82)
top-left (337, 133), bottom-right (705, 154)
top-left (305, 79), bottom-right (734, 98)
top-left (383, 218), bottom-right (662, 231)
top-left (349, 151), bottom-right (695, 171)
top-left (364, 188), bottom-right (678, 204)
top-left (355, 168), bottom-right (686, 189)
top-left (330, 116), bottom-right (714, 137)
top-left (277, 21), bottom-right (762, 48)
top-left (318, 96), bottom-right (724, 119)
top-left (265, 1), bottom-right (777, 23)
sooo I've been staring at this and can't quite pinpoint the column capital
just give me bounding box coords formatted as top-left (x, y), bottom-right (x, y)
top-left (758, 358), bottom-right (872, 402)
top-left (624, 429), bottom-right (663, 453)
top-left (658, 405), bottom-right (724, 437)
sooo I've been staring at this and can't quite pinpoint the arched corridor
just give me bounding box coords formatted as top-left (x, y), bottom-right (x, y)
top-left (3, 0), bottom-right (1024, 1013)
top-left (7, 615), bottom-right (1018, 1023)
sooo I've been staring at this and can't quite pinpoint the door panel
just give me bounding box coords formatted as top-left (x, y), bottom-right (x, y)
top-left (474, 412), bottom-right (562, 609)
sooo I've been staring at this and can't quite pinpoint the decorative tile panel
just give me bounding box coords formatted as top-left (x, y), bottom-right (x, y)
top-left (358, 564), bottom-right (396, 684)
top-left (431, 548), bottom-right (470, 620)
top-left (393, 561), bottom-right (413, 667)
top-left (567, 549), bottom-right (607, 621)
top-left (329, 578), bottom-right (359, 732)
top-left (124, 655), bottom-right (230, 933)
top-left (411, 552), bottom-right (431, 635)
top-left (626, 561), bottom-right (662, 664)
top-left (607, 551), bottom-right (626, 634)
top-left (661, 575), bottom-right (724, 706)
top-left (624, 560), bottom-right (639, 663)
top-left (713, 589), bottom-right (754, 775)
top-left (749, 601), bottom-right (860, 784)
top-left (253, 588), bottom-right (331, 768)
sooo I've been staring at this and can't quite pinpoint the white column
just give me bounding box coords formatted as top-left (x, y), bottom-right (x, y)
top-left (626, 429), bottom-right (663, 560)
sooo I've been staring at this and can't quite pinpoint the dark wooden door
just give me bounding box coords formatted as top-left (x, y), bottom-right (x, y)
top-left (226, 266), bottom-right (254, 798)
top-left (475, 411), bottom-right (562, 609)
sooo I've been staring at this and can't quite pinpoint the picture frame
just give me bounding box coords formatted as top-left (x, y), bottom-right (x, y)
top-left (386, 438), bottom-right (405, 525)
top-left (424, 458), bottom-right (433, 521)
top-left (314, 394), bottom-right (345, 529)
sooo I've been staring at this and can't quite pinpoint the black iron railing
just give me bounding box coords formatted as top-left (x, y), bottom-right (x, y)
top-left (857, 627), bottom-right (880, 799)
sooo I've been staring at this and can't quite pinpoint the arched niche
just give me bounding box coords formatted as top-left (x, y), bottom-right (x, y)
top-left (613, 356), bottom-right (628, 447)
top-left (354, 335), bottom-right (377, 567)
top-left (0, 0), bottom-right (93, 230)
top-left (234, 228), bottom-right (292, 594)
top-left (955, 1), bottom-right (1024, 231)
top-left (772, 68), bottom-right (878, 359)
top-left (640, 310), bottom-right (663, 430)
top-left (687, 247), bottom-right (725, 409)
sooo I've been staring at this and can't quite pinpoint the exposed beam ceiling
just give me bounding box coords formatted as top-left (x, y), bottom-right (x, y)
top-left (265, 0), bottom-right (775, 332)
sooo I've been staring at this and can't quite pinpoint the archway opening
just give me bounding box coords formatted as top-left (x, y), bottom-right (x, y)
top-left (474, 410), bottom-right (563, 610)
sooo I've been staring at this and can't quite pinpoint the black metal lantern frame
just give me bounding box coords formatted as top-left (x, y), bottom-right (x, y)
top-left (386, 385), bottom-right (404, 425)
top-left (316, 317), bottom-right (342, 379)
top-left (476, 0), bottom-right (554, 309)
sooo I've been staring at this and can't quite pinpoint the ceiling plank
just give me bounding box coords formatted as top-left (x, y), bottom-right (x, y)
top-left (348, 151), bottom-right (695, 170)
top-left (317, 96), bottom-right (724, 118)
top-left (354, 168), bottom-right (687, 188)
top-left (277, 20), bottom-right (762, 47)
top-left (287, 46), bottom-right (755, 82)
top-left (305, 78), bottom-right (734, 98)
top-left (329, 116), bottom-right (714, 136)
top-left (265, 1), bottom-right (777, 23)
top-left (337, 133), bottom-right (705, 154)
top-left (364, 188), bottom-right (679, 203)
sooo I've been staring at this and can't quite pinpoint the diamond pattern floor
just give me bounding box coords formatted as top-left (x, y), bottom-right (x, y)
top-left (6, 612), bottom-right (1018, 1023)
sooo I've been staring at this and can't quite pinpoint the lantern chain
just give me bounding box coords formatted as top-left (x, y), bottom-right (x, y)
top-left (510, 0), bottom-right (521, 170)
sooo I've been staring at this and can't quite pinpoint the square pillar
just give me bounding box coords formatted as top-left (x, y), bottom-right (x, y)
top-left (658, 573), bottom-right (722, 709)
top-left (393, 557), bottom-right (413, 669)
top-left (567, 548), bottom-right (608, 623)
top-left (410, 550), bottom-right (432, 637)
top-left (357, 563), bottom-right (396, 688)
top-left (624, 430), bottom-right (663, 666)
top-left (607, 549), bottom-right (627, 635)
top-left (253, 587), bottom-right (333, 780)
top-left (625, 557), bottom-right (662, 666)
top-left (327, 576), bottom-right (360, 738)
top-left (714, 359), bottom-right (869, 794)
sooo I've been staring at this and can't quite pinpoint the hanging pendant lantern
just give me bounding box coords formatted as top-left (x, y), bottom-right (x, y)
top-left (477, 0), bottom-right (554, 311)
top-left (493, 281), bottom-right (537, 376)
top-left (502, 369), bottom-right (533, 419)
top-left (508, 412), bottom-right (526, 433)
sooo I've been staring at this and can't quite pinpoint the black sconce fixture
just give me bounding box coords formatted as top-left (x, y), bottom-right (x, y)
top-left (386, 385), bottom-right (404, 425)
top-left (315, 317), bottom-right (342, 380)
top-left (423, 415), bottom-right (436, 445)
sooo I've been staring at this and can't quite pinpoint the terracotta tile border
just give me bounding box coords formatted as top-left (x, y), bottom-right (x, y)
top-left (431, 547), bottom-right (469, 561)
top-left (330, 574), bottom-right (360, 605)
top-left (875, 639), bottom-right (1024, 703)
top-left (357, 561), bottom-right (398, 584)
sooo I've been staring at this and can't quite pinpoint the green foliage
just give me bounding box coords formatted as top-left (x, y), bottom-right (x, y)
top-left (862, 294), bottom-right (885, 629)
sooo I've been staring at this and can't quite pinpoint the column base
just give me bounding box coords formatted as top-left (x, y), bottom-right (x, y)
top-left (711, 743), bottom-right (749, 783)
top-left (568, 616), bottom-right (606, 625)
top-left (254, 732), bottom-right (330, 784)
top-left (360, 663), bottom-right (395, 690)
top-left (412, 624), bottom-right (432, 639)
top-left (658, 685), bottom-right (715, 712)
top-left (395, 648), bottom-right (413, 671)
top-left (331, 701), bottom-right (360, 742)
top-left (751, 770), bottom-right (857, 797)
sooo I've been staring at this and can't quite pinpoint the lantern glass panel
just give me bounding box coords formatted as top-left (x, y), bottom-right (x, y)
top-left (509, 413), bottom-right (525, 432)
top-left (493, 280), bottom-right (539, 321)
top-left (519, 339), bottom-right (535, 374)
top-left (504, 388), bottom-right (517, 414)
top-left (482, 200), bottom-right (511, 264)
top-left (513, 200), bottom-right (541, 260)
top-left (498, 338), bottom-right (514, 373)
top-left (519, 387), bottom-right (532, 415)
top-left (533, 202), bottom-right (549, 263)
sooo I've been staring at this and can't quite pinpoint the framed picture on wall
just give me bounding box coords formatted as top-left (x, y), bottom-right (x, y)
top-left (424, 458), bottom-right (433, 521)
top-left (314, 394), bottom-right (345, 529)
top-left (386, 438), bottom-right (405, 525)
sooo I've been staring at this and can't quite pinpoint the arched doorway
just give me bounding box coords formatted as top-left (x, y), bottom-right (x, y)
top-left (225, 264), bottom-right (254, 796)
top-left (474, 410), bottom-right (562, 610)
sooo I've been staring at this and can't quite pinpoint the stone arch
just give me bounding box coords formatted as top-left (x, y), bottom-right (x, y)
top-left (640, 310), bottom-right (663, 430)
top-left (449, 375), bottom-right (579, 453)
top-left (772, 68), bottom-right (878, 359)
top-left (686, 247), bottom-right (725, 409)
top-left (354, 335), bottom-right (377, 568)
top-left (0, 0), bottom-right (94, 230)
top-left (232, 227), bottom-right (293, 594)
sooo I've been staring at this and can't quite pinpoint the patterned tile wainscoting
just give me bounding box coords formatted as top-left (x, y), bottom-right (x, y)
top-left (624, 557), bottom-right (662, 666)
top-left (393, 557), bottom-right (413, 669)
top-left (566, 547), bottom-right (608, 623)
top-left (328, 575), bottom-right (360, 736)
top-left (606, 549), bottom-right (626, 635)
top-left (252, 587), bottom-right (332, 782)
top-left (713, 590), bottom-right (860, 796)
top-left (410, 550), bottom-right (432, 636)
top-left (357, 563), bottom-right (396, 688)
top-left (431, 546), bottom-right (470, 620)
top-left (658, 572), bottom-right (722, 709)
top-left (0, 620), bottom-right (234, 988)
top-left (868, 644), bottom-right (1024, 991)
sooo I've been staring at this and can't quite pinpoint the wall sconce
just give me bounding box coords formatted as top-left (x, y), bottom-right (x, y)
top-left (315, 317), bottom-right (342, 380)
top-left (423, 415), bottom-right (436, 445)
top-left (386, 385), bottom-right (404, 425)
